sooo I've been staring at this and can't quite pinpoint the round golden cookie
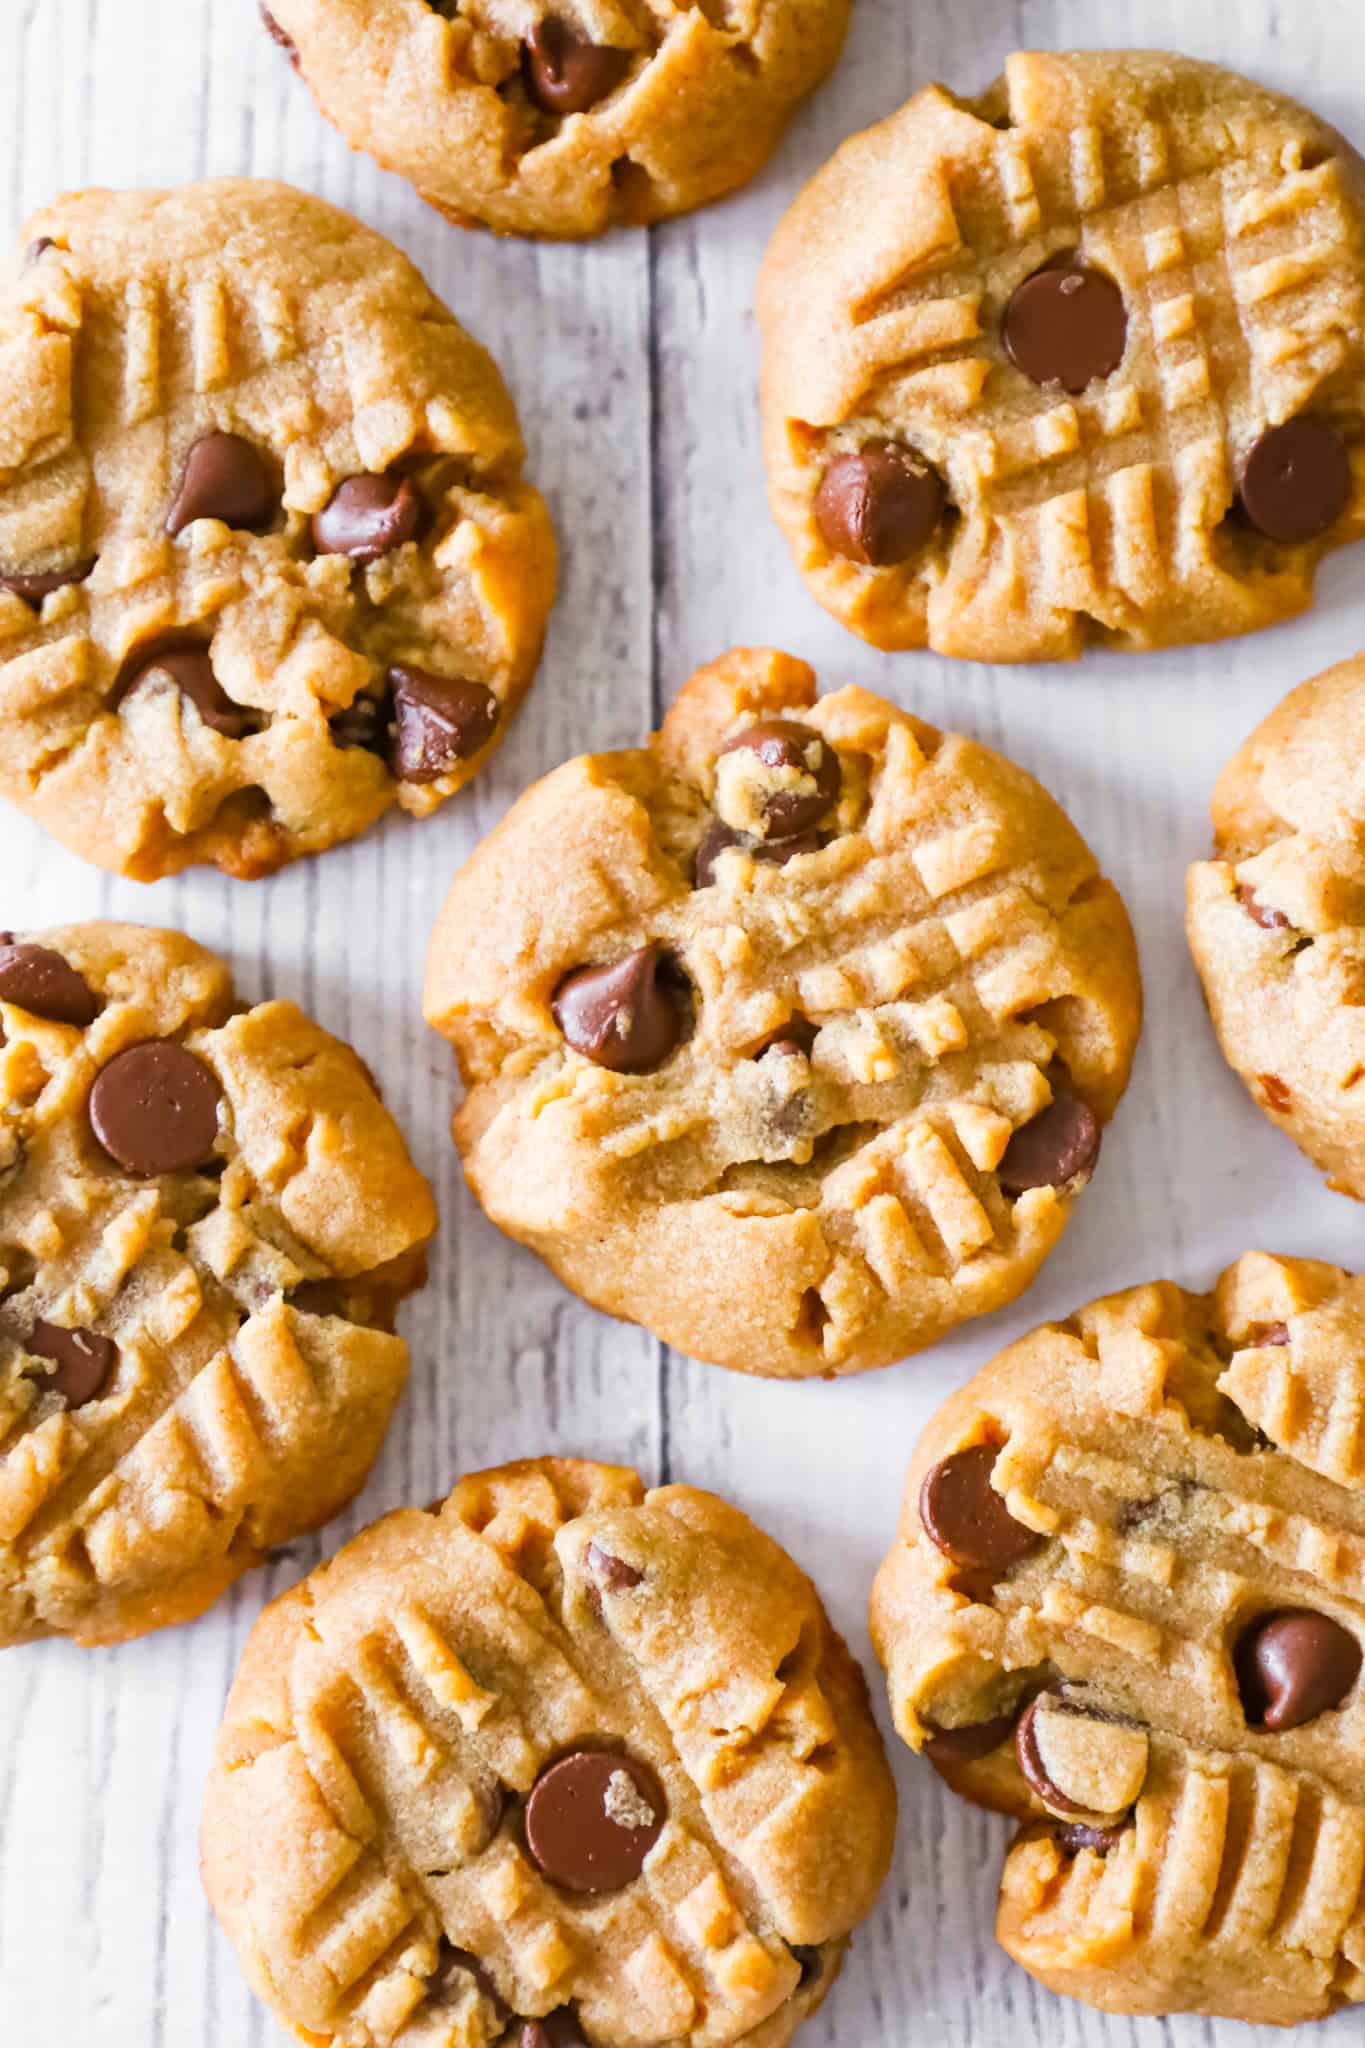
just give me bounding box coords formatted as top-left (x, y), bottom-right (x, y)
top-left (262, 0), bottom-right (850, 241)
top-left (871, 1254), bottom-right (1365, 2025)
top-left (424, 647), bottom-right (1141, 1380)
top-left (758, 50), bottom-right (1365, 661)
top-left (201, 1455), bottom-right (896, 2048)
top-left (0, 180), bottom-right (555, 880)
top-left (1188, 652), bottom-right (1365, 1198)
top-left (0, 922), bottom-right (436, 1646)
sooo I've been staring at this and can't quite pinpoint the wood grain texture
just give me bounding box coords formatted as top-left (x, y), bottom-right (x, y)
top-left (2, 2), bottom-right (1364, 2044)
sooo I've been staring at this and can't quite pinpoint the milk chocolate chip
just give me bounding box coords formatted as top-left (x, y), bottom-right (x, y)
top-left (89, 1041), bottom-right (222, 1176)
top-left (553, 946), bottom-right (681, 1073)
top-left (0, 943), bottom-right (98, 1026)
top-left (388, 666), bottom-right (499, 782)
top-left (923, 1711), bottom-right (1018, 1763)
top-left (429, 1941), bottom-right (507, 2018)
top-left (919, 1443), bottom-right (1040, 1573)
top-left (1236, 1610), bottom-right (1361, 1730)
top-left (692, 819), bottom-right (820, 888)
top-left (715, 719), bottom-right (840, 840)
top-left (121, 644), bottom-right (254, 739)
top-left (166, 432), bottom-right (277, 537)
top-left (28, 1321), bottom-right (117, 1407)
top-left (0, 556), bottom-right (96, 604)
top-left (1003, 260), bottom-right (1127, 393)
top-left (523, 1750), bottom-right (665, 1893)
top-left (1241, 418), bottom-right (1350, 544)
top-left (998, 1094), bottom-right (1100, 1197)
top-left (523, 19), bottom-right (629, 115)
top-left (312, 473), bottom-right (422, 561)
top-left (814, 441), bottom-right (944, 565)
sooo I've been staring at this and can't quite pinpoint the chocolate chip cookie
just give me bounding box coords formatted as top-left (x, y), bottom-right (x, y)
top-left (202, 1456), bottom-right (895, 2046)
top-left (424, 647), bottom-right (1140, 1379)
top-left (0, 180), bottom-right (555, 880)
top-left (262, 0), bottom-right (849, 240)
top-left (871, 1254), bottom-right (1365, 2024)
top-left (0, 922), bottom-right (436, 1646)
top-left (758, 51), bottom-right (1365, 661)
top-left (1188, 652), bottom-right (1365, 1199)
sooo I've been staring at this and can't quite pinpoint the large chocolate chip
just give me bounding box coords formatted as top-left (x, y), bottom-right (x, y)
top-left (997, 1094), bottom-right (1100, 1197)
top-left (553, 946), bottom-right (681, 1074)
top-left (523, 19), bottom-right (629, 115)
top-left (260, 3), bottom-right (300, 63)
top-left (813, 441), bottom-right (944, 565)
top-left (919, 1443), bottom-right (1040, 1573)
top-left (89, 1041), bottom-right (222, 1177)
top-left (429, 1941), bottom-right (507, 2018)
top-left (28, 1320), bottom-right (117, 1407)
top-left (586, 1542), bottom-right (643, 1591)
top-left (1235, 1610), bottom-right (1361, 1730)
top-left (122, 644), bottom-right (254, 740)
top-left (923, 1711), bottom-right (1018, 1763)
top-left (524, 1750), bottom-right (665, 1893)
top-left (1015, 1697), bottom-right (1087, 1816)
top-left (0, 556), bottom-right (96, 604)
top-left (692, 818), bottom-right (820, 888)
top-left (1237, 883), bottom-right (1289, 931)
top-left (0, 943), bottom-right (98, 1026)
top-left (519, 2015), bottom-right (588, 2048)
top-left (388, 666), bottom-right (499, 782)
top-left (166, 432), bottom-right (277, 538)
top-left (1002, 260), bottom-right (1127, 394)
top-left (716, 719), bottom-right (840, 840)
top-left (312, 473), bottom-right (422, 562)
top-left (1240, 418), bottom-right (1350, 544)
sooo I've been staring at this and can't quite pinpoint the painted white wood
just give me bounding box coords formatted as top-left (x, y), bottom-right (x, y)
top-left (2, 2), bottom-right (1363, 2045)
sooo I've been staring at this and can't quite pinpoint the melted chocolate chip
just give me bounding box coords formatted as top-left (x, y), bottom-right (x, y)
top-left (166, 432), bottom-right (277, 537)
top-left (919, 1443), bottom-right (1040, 1573)
top-left (997, 1094), bottom-right (1100, 1197)
top-left (388, 666), bottom-right (499, 782)
top-left (693, 818), bottom-right (821, 888)
top-left (716, 719), bottom-right (840, 840)
top-left (1002, 260), bottom-right (1127, 393)
top-left (1235, 1610), bottom-right (1361, 1730)
top-left (524, 1750), bottom-right (665, 1894)
top-left (28, 1320), bottom-right (117, 1407)
top-left (0, 556), bottom-right (96, 604)
top-left (813, 440), bottom-right (944, 565)
top-left (1237, 883), bottom-right (1290, 930)
top-left (922, 1711), bottom-right (1018, 1763)
top-left (552, 946), bottom-right (681, 1074)
top-left (1240, 418), bottom-right (1351, 544)
top-left (523, 19), bottom-right (629, 115)
top-left (312, 473), bottom-right (422, 562)
top-left (0, 943), bottom-right (98, 1026)
top-left (121, 643), bottom-right (254, 739)
top-left (89, 1041), bottom-right (222, 1177)
top-left (586, 1542), bottom-right (643, 1591)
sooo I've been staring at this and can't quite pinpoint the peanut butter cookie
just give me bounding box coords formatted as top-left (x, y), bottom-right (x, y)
top-left (871, 1254), bottom-right (1365, 2024)
top-left (0, 180), bottom-right (555, 879)
top-left (0, 922), bottom-right (436, 1646)
top-left (202, 1455), bottom-right (895, 2047)
top-left (424, 648), bottom-right (1140, 1380)
top-left (261, 0), bottom-right (849, 241)
top-left (1188, 651), bottom-right (1365, 1198)
top-left (758, 51), bottom-right (1365, 661)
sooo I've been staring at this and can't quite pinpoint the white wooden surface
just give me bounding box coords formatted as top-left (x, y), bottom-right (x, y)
top-left (3, 2), bottom-right (1364, 2043)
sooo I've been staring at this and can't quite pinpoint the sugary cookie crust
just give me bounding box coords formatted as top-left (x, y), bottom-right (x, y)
top-left (758, 50), bottom-right (1365, 661)
top-left (424, 647), bottom-right (1141, 1380)
top-left (0, 922), bottom-right (436, 1646)
top-left (1188, 652), bottom-right (1365, 1198)
top-left (0, 180), bottom-right (555, 879)
top-left (202, 1455), bottom-right (896, 2048)
top-left (871, 1254), bottom-right (1365, 2024)
top-left (267, 0), bottom-right (851, 242)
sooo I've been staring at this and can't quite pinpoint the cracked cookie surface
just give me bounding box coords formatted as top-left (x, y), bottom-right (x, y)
top-left (758, 50), bottom-right (1365, 661)
top-left (1188, 653), bottom-right (1365, 1199)
top-left (0, 921), bottom-right (436, 1646)
top-left (871, 1255), bottom-right (1365, 2024)
top-left (0, 180), bottom-right (555, 880)
top-left (423, 647), bottom-right (1140, 1380)
top-left (263, 0), bottom-right (849, 241)
top-left (201, 1455), bottom-right (895, 2047)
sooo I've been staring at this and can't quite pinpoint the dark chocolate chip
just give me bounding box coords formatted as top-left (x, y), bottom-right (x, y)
top-left (523, 1750), bottom-right (665, 1894)
top-left (523, 19), bottom-right (629, 115)
top-left (716, 719), bottom-right (840, 840)
top-left (1237, 883), bottom-right (1290, 930)
top-left (312, 473), bottom-right (422, 562)
top-left (121, 643), bottom-right (254, 740)
top-left (388, 665), bottom-right (499, 782)
top-left (288, 1280), bottom-right (346, 1318)
top-left (693, 818), bottom-right (821, 888)
top-left (997, 1094), bottom-right (1100, 1197)
top-left (1002, 260), bottom-right (1127, 394)
top-left (260, 3), bottom-right (300, 63)
top-left (919, 1443), bottom-right (1040, 1573)
top-left (552, 945), bottom-right (681, 1074)
top-left (1054, 1820), bottom-right (1126, 1857)
top-left (166, 432), bottom-right (277, 537)
top-left (0, 943), bottom-right (98, 1026)
top-left (1240, 418), bottom-right (1350, 544)
top-left (813, 440), bottom-right (944, 565)
top-left (28, 1320), bottom-right (117, 1407)
top-left (1235, 1610), bottom-right (1361, 1730)
top-left (429, 1940), bottom-right (507, 2018)
top-left (586, 1542), bottom-right (643, 1591)
top-left (329, 693), bottom-right (390, 756)
top-left (0, 556), bottom-right (96, 604)
top-left (923, 1711), bottom-right (1018, 1763)
top-left (89, 1041), bottom-right (222, 1177)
